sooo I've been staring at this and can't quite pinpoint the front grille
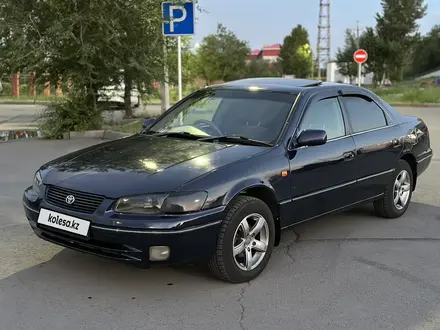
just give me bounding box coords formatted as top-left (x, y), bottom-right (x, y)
top-left (38, 229), bottom-right (142, 262)
top-left (45, 185), bottom-right (105, 214)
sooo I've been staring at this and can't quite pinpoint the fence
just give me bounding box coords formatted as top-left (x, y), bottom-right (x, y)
top-left (0, 73), bottom-right (221, 100)
top-left (0, 73), bottom-right (66, 98)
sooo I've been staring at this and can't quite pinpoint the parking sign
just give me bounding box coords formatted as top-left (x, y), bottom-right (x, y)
top-left (162, 2), bottom-right (195, 36)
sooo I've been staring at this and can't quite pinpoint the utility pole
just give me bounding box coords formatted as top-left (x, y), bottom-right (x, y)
top-left (316, 0), bottom-right (331, 80)
top-left (355, 21), bottom-right (361, 86)
top-left (356, 20), bottom-right (360, 48)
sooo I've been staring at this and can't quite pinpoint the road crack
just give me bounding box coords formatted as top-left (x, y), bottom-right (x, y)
top-left (285, 245), bottom-right (296, 263)
top-left (237, 281), bottom-right (251, 330)
top-left (0, 115), bottom-right (20, 125)
top-left (355, 257), bottom-right (440, 296)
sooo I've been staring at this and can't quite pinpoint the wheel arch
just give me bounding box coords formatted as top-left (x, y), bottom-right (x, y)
top-left (400, 152), bottom-right (417, 191)
top-left (224, 180), bottom-right (282, 247)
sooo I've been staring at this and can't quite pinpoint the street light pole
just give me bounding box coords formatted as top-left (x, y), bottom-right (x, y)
top-left (356, 21), bottom-right (361, 87)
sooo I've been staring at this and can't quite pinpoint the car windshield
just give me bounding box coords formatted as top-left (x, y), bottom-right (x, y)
top-left (147, 88), bottom-right (297, 144)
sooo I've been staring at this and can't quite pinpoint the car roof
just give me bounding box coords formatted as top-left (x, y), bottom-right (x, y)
top-left (209, 77), bottom-right (349, 94)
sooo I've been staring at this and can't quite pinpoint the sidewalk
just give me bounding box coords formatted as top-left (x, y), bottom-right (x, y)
top-left (0, 103), bottom-right (162, 131)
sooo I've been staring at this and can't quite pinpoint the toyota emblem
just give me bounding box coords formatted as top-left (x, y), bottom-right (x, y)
top-left (65, 195), bottom-right (75, 205)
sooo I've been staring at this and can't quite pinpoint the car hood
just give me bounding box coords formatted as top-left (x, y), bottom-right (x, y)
top-left (40, 135), bottom-right (265, 198)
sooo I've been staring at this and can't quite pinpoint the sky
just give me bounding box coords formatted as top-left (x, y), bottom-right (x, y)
top-left (191, 0), bottom-right (440, 58)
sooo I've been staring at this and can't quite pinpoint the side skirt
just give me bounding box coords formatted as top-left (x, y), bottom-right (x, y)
top-left (280, 193), bottom-right (384, 231)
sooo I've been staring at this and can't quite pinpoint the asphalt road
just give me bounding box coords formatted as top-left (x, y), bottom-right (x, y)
top-left (0, 107), bottom-right (440, 330)
top-left (0, 104), bottom-right (43, 129)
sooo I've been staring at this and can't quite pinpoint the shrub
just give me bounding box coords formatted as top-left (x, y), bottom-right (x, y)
top-left (0, 82), bottom-right (12, 95)
top-left (38, 93), bottom-right (102, 139)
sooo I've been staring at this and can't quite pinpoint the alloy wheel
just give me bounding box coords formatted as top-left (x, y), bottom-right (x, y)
top-left (232, 213), bottom-right (269, 271)
top-left (393, 169), bottom-right (411, 210)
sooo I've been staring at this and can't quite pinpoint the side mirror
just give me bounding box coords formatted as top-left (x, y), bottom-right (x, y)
top-left (142, 118), bottom-right (157, 129)
top-left (296, 129), bottom-right (327, 147)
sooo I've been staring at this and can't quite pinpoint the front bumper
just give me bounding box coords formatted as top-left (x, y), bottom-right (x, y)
top-left (23, 186), bottom-right (224, 266)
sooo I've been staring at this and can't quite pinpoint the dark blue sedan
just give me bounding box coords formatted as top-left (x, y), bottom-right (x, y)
top-left (23, 78), bottom-right (433, 283)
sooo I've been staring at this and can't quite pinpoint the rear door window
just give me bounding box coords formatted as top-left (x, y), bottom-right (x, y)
top-left (341, 96), bottom-right (387, 133)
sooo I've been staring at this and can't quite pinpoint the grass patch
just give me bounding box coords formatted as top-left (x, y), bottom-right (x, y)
top-left (369, 86), bottom-right (440, 104)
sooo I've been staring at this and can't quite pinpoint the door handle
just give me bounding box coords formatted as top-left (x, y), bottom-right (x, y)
top-left (343, 151), bottom-right (355, 160)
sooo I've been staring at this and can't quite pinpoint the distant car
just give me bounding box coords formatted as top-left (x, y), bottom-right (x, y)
top-left (23, 78), bottom-right (433, 283)
top-left (98, 84), bottom-right (141, 108)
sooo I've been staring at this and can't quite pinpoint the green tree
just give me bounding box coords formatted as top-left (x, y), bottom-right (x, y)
top-left (279, 25), bottom-right (312, 78)
top-left (410, 25), bottom-right (440, 77)
top-left (336, 29), bottom-right (359, 83)
top-left (359, 27), bottom-right (389, 86)
top-left (245, 60), bottom-right (281, 78)
top-left (195, 24), bottom-right (249, 85)
top-left (375, 0), bottom-right (427, 81)
top-left (113, 0), bottom-right (165, 117)
top-left (0, 0), bottom-right (168, 119)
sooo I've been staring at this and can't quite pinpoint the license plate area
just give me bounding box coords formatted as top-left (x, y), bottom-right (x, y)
top-left (37, 208), bottom-right (91, 238)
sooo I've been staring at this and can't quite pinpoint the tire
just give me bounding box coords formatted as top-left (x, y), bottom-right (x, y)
top-left (208, 196), bottom-right (275, 283)
top-left (373, 159), bottom-right (414, 218)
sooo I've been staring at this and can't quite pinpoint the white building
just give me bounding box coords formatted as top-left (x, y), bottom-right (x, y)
top-left (326, 60), bottom-right (373, 85)
top-left (415, 67), bottom-right (440, 80)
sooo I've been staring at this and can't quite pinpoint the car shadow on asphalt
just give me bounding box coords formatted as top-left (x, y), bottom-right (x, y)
top-left (1, 202), bottom-right (440, 293)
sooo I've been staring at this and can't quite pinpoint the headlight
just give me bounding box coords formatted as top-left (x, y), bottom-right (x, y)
top-left (114, 194), bottom-right (168, 214)
top-left (114, 191), bottom-right (208, 214)
top-left (161, 191), bottom-right (208, 213)
top-left (32, 171), bottom-right (43, 194)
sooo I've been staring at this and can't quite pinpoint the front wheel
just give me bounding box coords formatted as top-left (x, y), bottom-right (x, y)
top-left (208, 196), bottom-right (275, 283)
top-left (374, 159), bottom-right (413, 218)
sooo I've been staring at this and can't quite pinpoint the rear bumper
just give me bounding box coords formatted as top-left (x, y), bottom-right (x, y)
top-left (23, 189), bottom-right (223, 266)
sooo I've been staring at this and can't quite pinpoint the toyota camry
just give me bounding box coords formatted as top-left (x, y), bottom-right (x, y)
top-left (23, 78), bottom-right (433, 283)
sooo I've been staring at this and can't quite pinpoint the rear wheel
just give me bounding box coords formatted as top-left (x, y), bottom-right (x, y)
top-left (208, 196), bottom-right (275, 283)
top-left (374, 159), bottom-right (413, 218)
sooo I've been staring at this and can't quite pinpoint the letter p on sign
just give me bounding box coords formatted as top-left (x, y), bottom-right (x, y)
top-left (169, 6), bottom-right (187, 32)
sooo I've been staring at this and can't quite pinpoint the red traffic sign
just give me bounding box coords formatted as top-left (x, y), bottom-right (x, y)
top-left (354, 49), bottom-right (368, 64)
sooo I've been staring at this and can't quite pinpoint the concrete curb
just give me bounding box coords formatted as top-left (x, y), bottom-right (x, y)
top-left (389, 103), bottom-right (440, 108)
top-left (0, 125), bottom-right (39, 131)
top-left (62, 130), bottom-right (132, 140)
top-left (0, 101), bottom-right (52, 105)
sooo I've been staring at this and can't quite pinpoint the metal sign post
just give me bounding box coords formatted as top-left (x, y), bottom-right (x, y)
top-left (177, 36), bottom-right (182, 100)
top-left (162, 2), bottom-right (195, 102)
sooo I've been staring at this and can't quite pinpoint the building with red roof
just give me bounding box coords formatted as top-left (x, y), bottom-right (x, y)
top-left (246, 44), bottom-right (282, 63)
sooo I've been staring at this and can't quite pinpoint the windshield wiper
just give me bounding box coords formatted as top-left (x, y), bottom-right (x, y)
top-left (199, 135), bottom-right (272, 147)
top-left (153, 131), bottom-right (201, 140)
